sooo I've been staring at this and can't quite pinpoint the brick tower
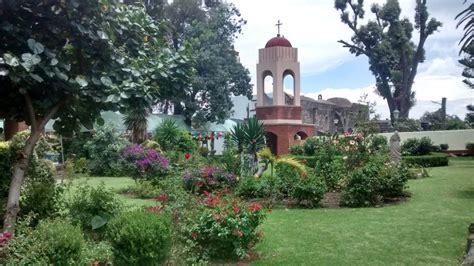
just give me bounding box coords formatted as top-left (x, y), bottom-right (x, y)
top-left (256, 29), bottom-right (315, 155)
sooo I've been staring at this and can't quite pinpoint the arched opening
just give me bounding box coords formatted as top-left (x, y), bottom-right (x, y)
top-left (294, 131), bottom-right (308, 140)
top-left (262, 70), bottom-right (273, 106)
top-left (334, 112), bottom-right (343, 133)
top-left (283, 69), bottom-right (295, 105)
top-left (265, 131), bottom-right (278, 155)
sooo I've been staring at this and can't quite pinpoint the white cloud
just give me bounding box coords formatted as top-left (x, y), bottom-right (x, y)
top-left (231, 0), bottom-right (471, 120)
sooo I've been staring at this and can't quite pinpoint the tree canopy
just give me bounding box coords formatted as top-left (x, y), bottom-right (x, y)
top-left (334, 0), bottom-right (441, 122)
top-left (155, 0), bottom-right (253, 127)
top-left (0, 0), bottom-right (191, 230)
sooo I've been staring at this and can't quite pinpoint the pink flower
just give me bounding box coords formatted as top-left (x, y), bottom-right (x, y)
top-left (249, 202), bottom-right (262, 212)
top-left (233, 206), bottom-right (240, 214)
top-left (349, 140), bottom-right (356, 145)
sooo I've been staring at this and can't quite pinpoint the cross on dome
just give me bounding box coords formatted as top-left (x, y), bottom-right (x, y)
top-left (275, 20), bottom-right (283, 37)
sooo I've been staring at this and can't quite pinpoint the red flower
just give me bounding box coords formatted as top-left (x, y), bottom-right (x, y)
top-left (249, 202), bottom-right (262, 212)
top-left (155, 195), bottom-right (168, 202)
top-left (184, 153), bottom-right (191, 160)
top-left (2, 231), bottom-right (12, 239)
top-left (233, 206), bottom-right (240, 214)
top-left (196, 181), bottom-right (204, 188)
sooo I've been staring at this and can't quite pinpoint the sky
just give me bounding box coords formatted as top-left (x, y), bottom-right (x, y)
top-left (230, 0), bottom-right (473, 119)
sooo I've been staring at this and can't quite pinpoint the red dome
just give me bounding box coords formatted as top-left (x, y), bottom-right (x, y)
top-left (265, 36), bottom-right (292, 48)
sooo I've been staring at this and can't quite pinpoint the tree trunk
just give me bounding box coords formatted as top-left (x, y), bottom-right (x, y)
top-left (3, 129), bottom-right (41, 232)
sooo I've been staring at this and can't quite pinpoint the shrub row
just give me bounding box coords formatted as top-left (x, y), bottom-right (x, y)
top-left (403, 153), bottom-right (449, 167)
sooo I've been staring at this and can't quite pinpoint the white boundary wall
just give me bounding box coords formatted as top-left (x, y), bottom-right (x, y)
top-left (377, 129), bottom-right (474, 151)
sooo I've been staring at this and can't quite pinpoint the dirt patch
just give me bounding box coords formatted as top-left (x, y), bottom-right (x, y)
top-left (321, 192), bottom-right (341, 208)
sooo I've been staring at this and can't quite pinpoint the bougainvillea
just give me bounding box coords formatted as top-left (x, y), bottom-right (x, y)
top-left (122, 144), bottom-right (170, 182)
top-left (182, 166), bottom-right (237, 194)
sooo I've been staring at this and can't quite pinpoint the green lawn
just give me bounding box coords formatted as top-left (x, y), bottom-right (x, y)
top-left (254, 158), bottom-right (474, 265)
top-left (75, 158), bottom-right (474, 265)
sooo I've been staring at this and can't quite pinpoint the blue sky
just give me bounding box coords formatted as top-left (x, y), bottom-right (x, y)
top-left (232, 0), bottom-right (473, 119)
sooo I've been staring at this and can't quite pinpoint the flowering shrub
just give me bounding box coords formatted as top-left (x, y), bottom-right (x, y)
top-left (341, 155), bottom-right (410, 207)
top-left (182, 166), bottom-right (237, 194)
top-left (122, 144), bottom-right (170, 182)
top-left (181, 191), bottom-right (267, 260)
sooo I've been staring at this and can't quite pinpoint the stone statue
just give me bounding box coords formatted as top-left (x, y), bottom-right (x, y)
top-left (389, 131), bottom-right (401, 164)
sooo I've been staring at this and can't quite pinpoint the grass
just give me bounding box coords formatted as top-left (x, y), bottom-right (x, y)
top-left (70, 176), bottom-right (156, 207)
top-left (74, 158), bottom-right (474, 265)
top-left (253, 158), bottom-right (474, 265)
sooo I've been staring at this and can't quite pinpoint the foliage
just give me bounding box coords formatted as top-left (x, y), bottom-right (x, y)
top-left (292, 172), bottom-right (327, 208)
top-left (0, 0), bottom-right (192, 228)
top-left (335, 0), bottom-right (441, 121)
top-left (420, 110), bottom-right (469, 130)
top-left (118, 180), bottom-right (162, 199)
top-left (403, 153), bottom-right (449, 167)
top-left (230, 117), bottom-right (266, 176)
top-left (85, 125), bottom-right (128, 176)
top-left (123, 99), bottom-right (151, 144)
top-left (401, 136), bottom-right (434, 156)
top-left (66, 183), bottom-right (123, 236)
top-left (180, 192), bottom-right (266, 260)
top-left (20, 159), bottom-right (62, 224)
top-left (141, 139), bottom-right (161, 150)
top-left (3, 218), bottom-right (86, 265)
top-left (154, 118), bottom-right (180, 150)
top-left (82, 240), bottom-right (114, 265)
top-left (467, 142), bottom-right (474, 154)
top-left (154, 119), bottom-right (197, 153)
top-left (183, 166), bottom-right (237, 194)
top-left (106, 210), bottom-right (172, 265)
top-left (0, 141), bottom-right (13, 206)
top-left (289, 144), bottom-right (304, 155)
top-left (121, 144), bottom-right (170, 183)
top-left (394, 118), bottom-right (422, 132)
top-left (274, 158), bottom-right (306, 198)
top-left (341, 155), bottom-right (409, 207)
top-left (218, 133), bottom-right (241, 175)
top-left (236, 176), bottom-right (272, 200)
top-left (455, 2), bottom-right (473, 56)
top-left (74, 157), bottom-right (89, 175)
top-left (439, 144), bottom-right (449, 151)
top-left (158, 0), bottom-right (252, 126)
top-left (231, 117), bottom-right (266, 155)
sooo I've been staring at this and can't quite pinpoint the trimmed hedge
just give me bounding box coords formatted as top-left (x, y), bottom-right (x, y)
top-left (403, 153), bottom-right (449, 167)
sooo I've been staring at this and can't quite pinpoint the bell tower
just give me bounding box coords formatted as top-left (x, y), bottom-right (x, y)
top-left (256, 22), bottom-right (315, 155)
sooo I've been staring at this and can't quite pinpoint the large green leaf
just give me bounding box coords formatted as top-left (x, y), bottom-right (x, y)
top-left (27, 38), bottom-right (44, 54)
top-left (91, 215), bottom-right (107, 230)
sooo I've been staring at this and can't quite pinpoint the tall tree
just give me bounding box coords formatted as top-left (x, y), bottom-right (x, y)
top-left (0, 0), bottom-right (190, 230)
top-left (156, 0), bottom-right (252, 126)
top-left (335, 0), bottom-right (441, 122)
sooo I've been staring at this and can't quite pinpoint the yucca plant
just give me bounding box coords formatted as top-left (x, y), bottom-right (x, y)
top-left (230, 117), bottom-right (266, 176)
top-left (154, 119), bottom-right (180, 151)
top-left (123, 103), bottom-right (151, 144)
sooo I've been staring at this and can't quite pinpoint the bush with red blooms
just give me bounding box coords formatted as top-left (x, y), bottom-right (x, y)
top-left (179, 190), bottom-right (267, 260)
top-left (182, 166), bottom-right (237, 194)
